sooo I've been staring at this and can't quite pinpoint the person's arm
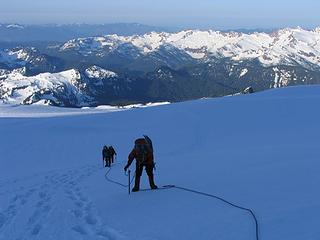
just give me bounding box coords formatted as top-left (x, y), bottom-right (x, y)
top-left (124, 149), bottom-right (135, 171)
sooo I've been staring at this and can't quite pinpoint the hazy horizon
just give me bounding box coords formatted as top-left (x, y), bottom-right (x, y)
top-left (0, 0), bottom-right (319, 30)
top-left (0, 22), bottom-right (319, 32)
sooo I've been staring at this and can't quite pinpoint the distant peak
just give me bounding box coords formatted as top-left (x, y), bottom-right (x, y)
top-left (6, 24), bottom-right (24, 29)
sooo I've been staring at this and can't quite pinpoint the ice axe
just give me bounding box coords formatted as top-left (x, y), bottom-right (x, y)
top-left (128, 170), bottom-right (131, 195)
top-left (124, 169), bottom-right (131, 195)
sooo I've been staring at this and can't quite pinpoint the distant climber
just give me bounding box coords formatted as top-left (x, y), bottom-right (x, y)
top-left (102, 145), bottom-right (112, 167)
top-left (124, 136), bottom-right (158, 192)
top-left (109, 146), bottom-right (117, 164)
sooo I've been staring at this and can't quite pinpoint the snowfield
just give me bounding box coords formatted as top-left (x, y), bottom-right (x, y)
top-left (0, 102), bottom-right (170, 118)
top-left (0, 86), bottom-right (320, 240)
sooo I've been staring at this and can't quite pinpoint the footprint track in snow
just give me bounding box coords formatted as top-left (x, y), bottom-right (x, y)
top-left (20, 165), bottom-right (98, 238)
top-left (68, 191), bottom-right (120, 240)
top-left (0, 188), bottom-right (37, 231)
top-left (0, 164), bottom-right (100, 239)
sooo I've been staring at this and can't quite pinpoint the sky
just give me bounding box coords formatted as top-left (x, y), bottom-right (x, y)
top-left (1, 0), bottom-right (320, 29)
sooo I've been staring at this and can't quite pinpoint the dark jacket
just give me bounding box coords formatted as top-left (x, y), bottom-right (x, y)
top-left (102, 147), bottom-right (110, 158)
top-left (127, 148), bottom-right (154, 166)
top-left (109, 146), bottom-right (117, 156)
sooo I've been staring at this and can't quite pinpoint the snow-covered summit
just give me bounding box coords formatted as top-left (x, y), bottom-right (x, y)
top-left (0, 47), bottom-right (54, 70)
top-left (6, 24), bottom-right (24, 29)
top-left (60, 27), bottom-right (320, 68)
top-left (0, 69), bottom-right (91, 106)
top-left (85, 65), bottom-right (118, 79)
top-left (314, 27), bottom-right (320, 34)
top-left (0, 48), bottom-right (33, 66)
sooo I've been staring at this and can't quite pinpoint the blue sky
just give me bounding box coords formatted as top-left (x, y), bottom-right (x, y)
top-left (1, 0), bottom-right (319, 29)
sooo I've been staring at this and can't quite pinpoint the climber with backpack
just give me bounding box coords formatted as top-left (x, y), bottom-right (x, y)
top-left (109, 146), bottom-right (117, 164)
top-left (102, 145), bottom-right (112, 167)
top-left (124, 135), bottom-right (158, 192)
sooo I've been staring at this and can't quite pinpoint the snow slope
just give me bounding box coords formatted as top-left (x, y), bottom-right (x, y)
top-left (1, 86), bottom-right (320, 240)
top-left (0, 102), bottom-right (170, 118)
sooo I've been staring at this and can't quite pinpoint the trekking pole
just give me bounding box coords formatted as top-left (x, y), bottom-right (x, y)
top-left (128, 170), bottom-right (131, 195)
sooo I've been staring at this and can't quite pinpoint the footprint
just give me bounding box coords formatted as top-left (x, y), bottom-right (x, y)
top-left (38, 191), bottom-right (47, 199)
top-left (96, 227), bottom-right (121, 239)
top-left (28, 210), bottom-right (41, 225)
top-left (42, 205), bottom-right (51, 213)
top-left (0, 203), bottom-right (17, 229)
top-left (85, 214), bottom-right (98, 226)
top-left (31, 224), bottom-right (42, 235)
top-left (12, 195), bottom-right (19, 203)
top-left (75, 201), bottom-right (84, 208)
top-left (20, 198), bottom-right (27, 205)
top-left (72, 225), bottom-right (88, 235)
top-left (0, 213), bottom-right (6, 229)
top-left (71, 209), bottom-right (83, 218)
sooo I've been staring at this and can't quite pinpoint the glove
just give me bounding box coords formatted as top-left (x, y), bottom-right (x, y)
top-left (124, 165), bottom-right (129, 172)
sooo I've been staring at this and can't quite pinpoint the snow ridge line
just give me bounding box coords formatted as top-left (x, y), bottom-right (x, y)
top-left (104, 164), bottom-right (259, 240)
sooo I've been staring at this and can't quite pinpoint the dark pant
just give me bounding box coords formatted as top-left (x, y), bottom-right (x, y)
top-left (134, 163), bottom-right (156, 189)
top-left (104, 157), bottom-right (111, 167)
top-left (135, 163), bottom-right (154, 177)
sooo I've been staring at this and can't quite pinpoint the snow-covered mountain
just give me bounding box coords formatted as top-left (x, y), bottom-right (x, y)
top-left (60, 27), bottom-right (320, 69)
top-left (0, 68), bottom-right (82, 107)
top-left (0, 47), bottom-right (62, 74)
top-left (1, 27), bottom-right (320, 107)
top-left (0, 23), bottom-right (170, 42)
top-left (85, 65), bottom-right (118, 79)
top-left (0, 68), bottom-right (91, 106)
top-left (0, 66), bottom-right (152, 107)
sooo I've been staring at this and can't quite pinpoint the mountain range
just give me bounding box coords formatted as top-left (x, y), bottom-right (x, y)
top-left (1, 27), bottom-right (320, 107)
top-left (0, 23), bottom-right (170, 43)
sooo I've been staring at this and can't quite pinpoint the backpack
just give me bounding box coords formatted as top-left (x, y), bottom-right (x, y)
top-left (143, 135), bottom-right (153, 153)
top-left (134, 138), bottom-right (152, 163)
top-left (103, 145), bottom-right (111, 157)
top-left (109, 146), bottom-right (115, 155)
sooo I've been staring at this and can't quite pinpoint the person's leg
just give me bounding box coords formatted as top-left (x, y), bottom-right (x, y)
top-left (133, 164), bottom-right (143, 192)
top-left (146, 165), bottom-right (158, 189)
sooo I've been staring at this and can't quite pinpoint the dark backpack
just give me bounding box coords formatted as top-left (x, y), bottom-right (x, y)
top-left (109, 146), bottom-right (116, 156)
top-left (134, 138), bottom-right (151, 163)
top-left (103, 146), bottom-right (111, 157)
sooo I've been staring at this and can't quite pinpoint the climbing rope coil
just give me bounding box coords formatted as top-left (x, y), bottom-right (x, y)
top-left (104, 163), bottom-right (259, 240)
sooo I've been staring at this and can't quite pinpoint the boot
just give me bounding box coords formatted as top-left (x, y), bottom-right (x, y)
top-left (132, 176), bottom-right (140, 192)
top-left (148, 175), bottom-right (158, 189)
